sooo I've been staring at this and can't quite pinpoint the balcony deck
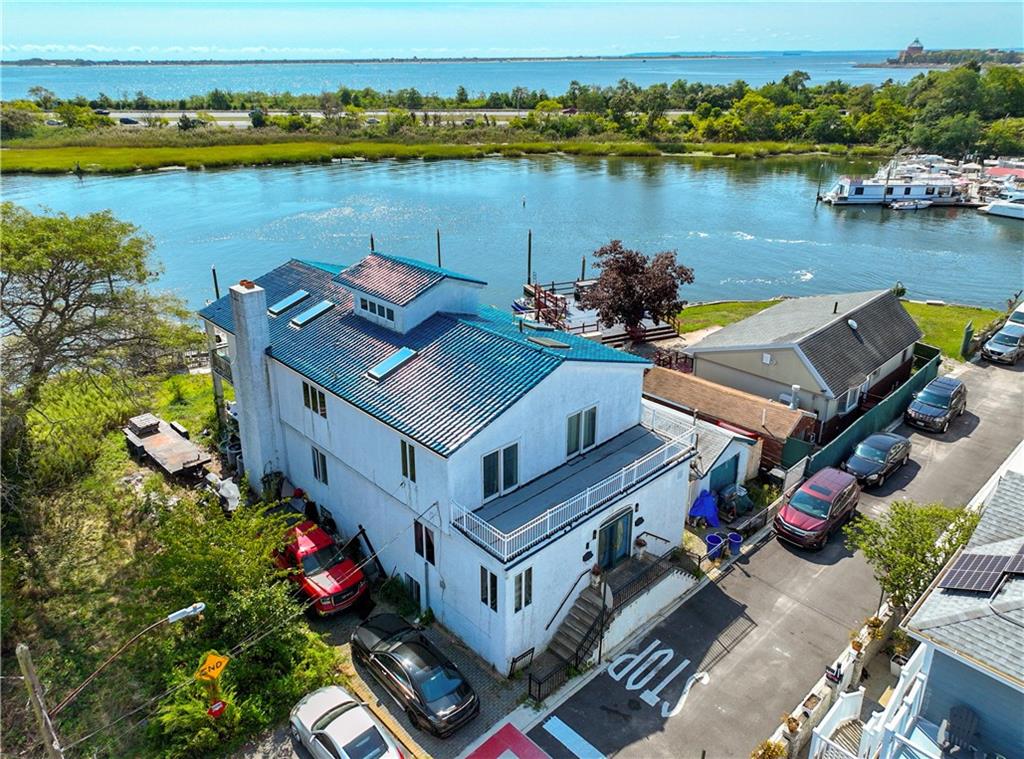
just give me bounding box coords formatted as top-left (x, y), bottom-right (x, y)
top-left (476, 426), bottom-right (669, 533)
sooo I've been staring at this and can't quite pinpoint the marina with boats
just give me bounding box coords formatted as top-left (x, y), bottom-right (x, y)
top-left (819, 154), bottom-right (1024, 219)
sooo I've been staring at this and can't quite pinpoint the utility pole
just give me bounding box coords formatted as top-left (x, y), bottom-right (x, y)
top-left (16, 644), bottom-right (63, 759)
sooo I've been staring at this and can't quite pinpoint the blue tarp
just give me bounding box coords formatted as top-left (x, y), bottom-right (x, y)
top-left (689, 489), bottom-right (720, 528)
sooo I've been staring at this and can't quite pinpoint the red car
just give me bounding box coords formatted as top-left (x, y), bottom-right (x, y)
top-left (275, 521), bottom-right (367, 615)
top-left (774, 468), bottom-right (860, 550)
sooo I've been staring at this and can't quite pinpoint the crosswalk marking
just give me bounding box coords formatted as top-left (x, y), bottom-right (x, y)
top-left (541, 716), bottom-right (605, 759)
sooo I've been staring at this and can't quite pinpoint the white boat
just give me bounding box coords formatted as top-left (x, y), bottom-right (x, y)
top-left (821, 175), bottom-right (967, 206)
top-left (979, 195), bottom-right (1024, 220)
top-left (890, 200), bottom-right (933, 210)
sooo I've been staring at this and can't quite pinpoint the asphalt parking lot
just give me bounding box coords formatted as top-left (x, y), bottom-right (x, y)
top-left (528, 359), bottom-right (1024, 759)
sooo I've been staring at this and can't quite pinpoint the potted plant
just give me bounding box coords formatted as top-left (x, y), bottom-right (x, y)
top-left (634, 536), bottom-right (648, 558)
top-left (590, 563), bottom-right (602, 588)
top-left (750, 739), bottom-right (787, 759)
top-left (890, 629), bottom-right (911, 675)
top-left (782, 713), bottom-right (800, 735)
top-left (849, 631), bottom-right (864, 653)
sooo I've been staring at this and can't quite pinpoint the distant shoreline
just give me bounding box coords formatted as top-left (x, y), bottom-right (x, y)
top-left (3, 54), bottom-right (749, 67)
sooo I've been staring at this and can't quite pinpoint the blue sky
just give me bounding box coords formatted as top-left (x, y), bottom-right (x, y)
top-left (2, 1), bottom-right (1022, 60)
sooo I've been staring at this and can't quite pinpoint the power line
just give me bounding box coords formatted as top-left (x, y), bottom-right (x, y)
top-left (61, 503), bottom-right (434, 753)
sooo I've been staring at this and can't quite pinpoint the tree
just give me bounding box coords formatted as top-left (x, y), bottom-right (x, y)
top-left (844, 500), bottom-right (979, 610)
top-left (455, 85), bottom-right (468, 104)
top-left (178, 112), bottom-right (197, 130)
top-left (0, 101), bottom-right (43, 139)
top-left (54, 103), bottom-right (111, 129)
top-left (249, 108), bottom-right (267, 128)
top-left (578, 240), bottom-right (695, 338)
top-left (638, 83), bottom-right (670, 134)
top-left (27, 85), bottom-right (57, 110)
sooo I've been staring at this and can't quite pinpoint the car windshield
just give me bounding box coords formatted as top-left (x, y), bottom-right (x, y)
top-left (1010, 312), bottom-right (1024, 325)
top-left (789, 490), bottom-right (832, 519)
top-left (854, 443), bottom-right (887, 463)
top-left (916, 389), bottom-right (950, 409)
top-left (301, 546), bottom-right (345, 576)
top-left (341, 726), bottom-right (389, 759)
top-left (992, 332), bottom-right (1018, 346)
top-left (312, 703), bottom-right (358, 732)
top-left (412, 663), bottom-right (463, 705)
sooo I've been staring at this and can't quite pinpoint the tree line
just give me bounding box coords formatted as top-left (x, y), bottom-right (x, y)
top-left (4, 64), bottom-right (1024, 155)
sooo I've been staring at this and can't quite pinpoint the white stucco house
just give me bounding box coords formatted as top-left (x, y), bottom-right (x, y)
top-left (198, 253), bottom-right (716, 673)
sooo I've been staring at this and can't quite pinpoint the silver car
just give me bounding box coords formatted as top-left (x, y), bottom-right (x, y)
top-left (982, 324), bottom-right (1024, 364)
top-left (290, 685), bottom-right (403, 759)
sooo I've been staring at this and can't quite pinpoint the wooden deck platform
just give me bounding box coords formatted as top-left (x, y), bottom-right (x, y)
top-left (123, 414), bottom-right (211, 475)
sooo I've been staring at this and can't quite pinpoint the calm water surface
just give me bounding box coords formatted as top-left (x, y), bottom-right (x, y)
top-left (1, 51), bottom-right (931, 100)
top-left (2, 157), bottom-right (1021, 310)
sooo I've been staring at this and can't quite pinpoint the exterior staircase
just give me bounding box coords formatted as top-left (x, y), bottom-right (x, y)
top-left (825, 718), bottom-right (864, 758)
top-left (548, 585), bottom-right (606, 663)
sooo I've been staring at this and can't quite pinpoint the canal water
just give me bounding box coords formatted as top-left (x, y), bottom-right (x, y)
top-left (3, 156), bottom-right (1021, 310)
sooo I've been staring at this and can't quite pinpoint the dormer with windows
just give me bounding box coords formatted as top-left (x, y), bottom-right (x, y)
top-left (333, 253), bottom-right (485, 334)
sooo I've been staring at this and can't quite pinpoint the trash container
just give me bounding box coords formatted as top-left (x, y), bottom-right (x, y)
top-left (728, 532), bottom-right (743, 556)
top-left (705, 533), bottom-right (725, 560)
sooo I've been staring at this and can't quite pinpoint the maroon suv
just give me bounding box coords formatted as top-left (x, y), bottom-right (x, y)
top-left (774, 468), bottom-right (860, 549)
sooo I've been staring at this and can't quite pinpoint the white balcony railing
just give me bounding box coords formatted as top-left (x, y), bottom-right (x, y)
top-left (451, 415), bottom-right (697, 563)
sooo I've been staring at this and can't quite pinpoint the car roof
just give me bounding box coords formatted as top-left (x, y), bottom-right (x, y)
top-left (321, 702), bottom-right (383, 753)
top-left (924, 375), bottom-right (962, 394)
top-left (390, 639), bottom-right (447, 674)
top-left (293, 685), bottom-right (357, 729)
top-left (285, 520), bottom-right (334, 557)
top-left (997, 324), bottom-right (1024, 337)
top-left (800, 467), bottom-right (856, 499)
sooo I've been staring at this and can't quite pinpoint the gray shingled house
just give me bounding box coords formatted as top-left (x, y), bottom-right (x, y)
top-left (684, 290), bottom-right (922, 442)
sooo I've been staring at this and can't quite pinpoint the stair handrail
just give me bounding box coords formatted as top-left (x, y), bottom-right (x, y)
top-left (545, 567), bottom-right (593, 631)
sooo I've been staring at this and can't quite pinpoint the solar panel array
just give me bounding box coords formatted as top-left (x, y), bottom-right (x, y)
top-left (1005, 545), bottom-right (1024, 576)
top-left (938, 553), bottom-right (1011, 593)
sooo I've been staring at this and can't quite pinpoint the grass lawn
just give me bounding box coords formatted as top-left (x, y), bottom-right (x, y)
top-left (677, 299), bottom-right (1004, 359)
top-left (0, 138), bottom-right (883, 174)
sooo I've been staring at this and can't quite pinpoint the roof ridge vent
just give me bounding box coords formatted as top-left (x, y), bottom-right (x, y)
top-left (368, 346), bottom-right (418, 381)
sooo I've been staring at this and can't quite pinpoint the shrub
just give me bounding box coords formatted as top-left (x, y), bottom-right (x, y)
top-left (751, 739), bottom-right (788, 759)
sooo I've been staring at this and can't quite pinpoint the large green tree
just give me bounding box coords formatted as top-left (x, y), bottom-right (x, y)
top-left (844, 500), bottom-right (979, 610)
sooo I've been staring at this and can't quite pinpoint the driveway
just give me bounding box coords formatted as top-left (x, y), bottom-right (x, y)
top-left (527, 360), bottom-right (1024, 758)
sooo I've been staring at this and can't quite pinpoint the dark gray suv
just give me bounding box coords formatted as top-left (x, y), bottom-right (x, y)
top-left (904, 376), bottom-right (967, 433)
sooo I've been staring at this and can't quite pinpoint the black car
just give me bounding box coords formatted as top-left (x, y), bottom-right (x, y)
top-left (904, 376), bottom-right (967, 433)
top-left (351, 614), bottom-right (479, 738)
top-left (119, 116), bottom-right (140, 125)
top-left (842, 432), bottom-right (911, 487)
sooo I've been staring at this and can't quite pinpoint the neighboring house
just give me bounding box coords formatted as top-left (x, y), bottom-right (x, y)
top-left (684, 291), bottom-right (922, 442)
top-left (198, 253), bottom-right (700, 673)
top-left (643, 366), bottom-right (817, 473)
top-left (811, 459), bottom-right (1024, 759)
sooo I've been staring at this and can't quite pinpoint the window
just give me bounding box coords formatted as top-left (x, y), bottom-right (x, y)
top-left (903, 187), bottom-right (911, 196)
top-left (480, 567), bottom-right (497, 612)
top-left (311, 446), bottom-right (328, 484)
top-left (853, 187), bottom-right (864, 196)
top-left (401, 440), bottom-right (416, 482)
top-left (840, 387), bottom-right (860, 414)
top-left (386, 307), bottom-right (395, 321)
top-left (360, 296), bottom-right (395, 324)
top-left (414, 520), bottom-right (435, 565)
top-left (404, 574), bottom-right (422, 610)
top-left (885, 187), bottom-right (894, 195)
top-left (302, 381), bottom-right (327, 418)
top-left (566, 406), bottom-right (597, 457)
top-left (514, 567), bottom-right (532, 613)
top-left (483, 443), bottom-right (519, 500)
top-left (925, 186), bottom-right (936, 196)
top-left (360, 297), bottom-right (368, 310)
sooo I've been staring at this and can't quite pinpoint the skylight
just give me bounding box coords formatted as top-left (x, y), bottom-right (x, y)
top-left (289, 300), bottom-right (334, 328)
top-left (268, 289), bottom-right (310, 316)
top-left (368, 347), bottom-right (417, 381)
top-left (528, 336), bottom-right (571, 349)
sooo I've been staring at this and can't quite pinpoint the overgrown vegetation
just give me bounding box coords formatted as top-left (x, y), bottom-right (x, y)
top-left (4, 63), bottom-right (1021, 173)
top-left (844, 500), bottom-right (980, 610)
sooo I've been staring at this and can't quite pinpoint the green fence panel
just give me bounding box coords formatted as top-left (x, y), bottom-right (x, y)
top-left (781, 437), bottom-right (815, 469)
top-left (806, 354), bottom-right (940, 476)
top-left (960, 321), bottom-right (974, 360)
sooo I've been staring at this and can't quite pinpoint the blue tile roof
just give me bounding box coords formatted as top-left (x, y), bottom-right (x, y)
top-left (332, 252), bottom-right (486, 306)
top-left (199, 258), bottom-right (647, 456)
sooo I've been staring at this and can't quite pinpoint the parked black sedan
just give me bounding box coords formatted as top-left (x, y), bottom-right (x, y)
top-left (842, 432), bottom-right (911, 488)
top-left (351, 614), bottom-right (479, 738)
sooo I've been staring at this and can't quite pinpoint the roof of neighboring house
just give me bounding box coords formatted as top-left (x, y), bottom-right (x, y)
top-left (333, 252), bottom-right (486, 306)
top-left (643, 367), bottom-right (808, 442)
top-left (906, 470), bottom-right (1024, 685)
top-left (687, 291), bottom-right (922, 396)
top-left (198, 258), bottom-right (646, 456)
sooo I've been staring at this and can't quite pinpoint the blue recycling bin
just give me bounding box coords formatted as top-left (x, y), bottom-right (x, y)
top-left (728, 532), bottom-right (743, 556)
top-left (705, 533), bottom-right (725, 560)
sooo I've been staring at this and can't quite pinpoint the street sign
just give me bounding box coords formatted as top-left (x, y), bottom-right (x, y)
top-left (195, 652), bottom-right (230, 682)
top-left (207, 700), bottom-right (227, 719)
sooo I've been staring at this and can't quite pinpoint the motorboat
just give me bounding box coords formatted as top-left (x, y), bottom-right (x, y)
top-left (979, 195), bottom-right (1024, 220)
top-left (890, 200), bottom-right (933, 210)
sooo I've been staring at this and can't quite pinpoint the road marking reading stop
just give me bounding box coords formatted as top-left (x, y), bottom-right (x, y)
top-left (607, 638), bottom-right (709, 717)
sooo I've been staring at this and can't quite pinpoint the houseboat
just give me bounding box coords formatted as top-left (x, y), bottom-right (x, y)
top-left (821, 175), bottom-right (968, 206)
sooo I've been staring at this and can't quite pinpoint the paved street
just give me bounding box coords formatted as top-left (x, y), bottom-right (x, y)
top-left (527, 360), bottom-right (1024, 759)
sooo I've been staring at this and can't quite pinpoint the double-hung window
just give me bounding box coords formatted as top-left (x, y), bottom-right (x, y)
top-left (480, 567), bottom-right (498, 612)
top-left (302, 381), bottom-right (327, 418)
top-left (566, 406), bottom-right (597, 457)
top-left (514, 568), bottom-right (532, 613)
top-left (414, 520), bottom-right (435, 565)
top-left (401, 440), bottom-right (417, 483)
top-left (482, 443), bottom-right (519, 501)
top-left (311, 446), bottom-right (328, 485)
top-left (840, 387), bottom-right (860, 414)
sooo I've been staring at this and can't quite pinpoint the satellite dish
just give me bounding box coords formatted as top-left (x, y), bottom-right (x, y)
top-left (848, 319), bottom-right (859, 330)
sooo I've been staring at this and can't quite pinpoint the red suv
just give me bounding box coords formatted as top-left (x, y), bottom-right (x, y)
top-left (774, 468), bottom-right (860, 550)
top-left (275, 521), bottom-right (367, 615)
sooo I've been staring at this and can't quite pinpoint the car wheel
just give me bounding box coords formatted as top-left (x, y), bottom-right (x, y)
top-left (289, 722), bottom-right (301, 742)
top-left (405, 706), bottom-right (423, 731)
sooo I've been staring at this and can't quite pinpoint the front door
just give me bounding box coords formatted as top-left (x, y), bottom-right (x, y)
top-left (598, 510), bottom-right (632, 571)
